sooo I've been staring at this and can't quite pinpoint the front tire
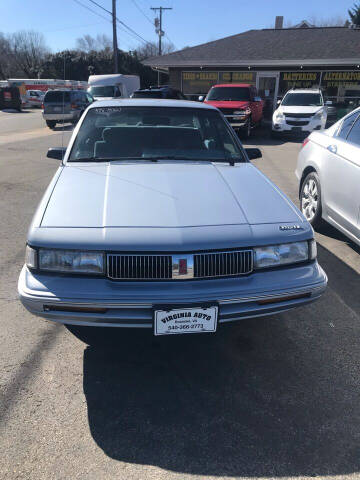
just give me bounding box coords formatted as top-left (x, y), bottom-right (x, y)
top-left (241, 118), bottom-right (251, 139)
top-left (300, 172), bottom-right (324, 229)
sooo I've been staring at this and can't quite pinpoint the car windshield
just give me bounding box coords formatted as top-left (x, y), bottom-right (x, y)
top-left (44, 91), bottom-right (71, 102)
top-left (88, 86), bottom-right (115, 97)
top-left (207, 87), bottom-right (250, 101)
top-left (68, 106), bottom-right (244, 163)
top-left (132, 91), bottom-right (163, 98)
top-left (282, 93), bottom-right (323, 106)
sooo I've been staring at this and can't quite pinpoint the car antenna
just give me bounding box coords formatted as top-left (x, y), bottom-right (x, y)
top-left (61, 52), bottom-right (66, 162)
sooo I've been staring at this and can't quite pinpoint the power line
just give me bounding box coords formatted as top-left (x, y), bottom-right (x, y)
top-left (116, 17), bottom-right (152, 46)
top-left (87, 0), bottom-right (112, 15)
top-left (72, 0), bottom-right (111, 23)
top-left (84, 0), bottom-right (153, 46)
top-left (130, 0), bottom-right (154, 25)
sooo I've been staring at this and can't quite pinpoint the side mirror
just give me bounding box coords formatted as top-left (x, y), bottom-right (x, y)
top-left (245, 148), bottom-right (262, 160)
top-left (198, 95), bottom-right (205, 102)
top-left (277, 99), bottom-right (281, 105)
top-left (47, 147), bottom-right (66, 160)
top-left (253, 96), bottom-right (262, 102)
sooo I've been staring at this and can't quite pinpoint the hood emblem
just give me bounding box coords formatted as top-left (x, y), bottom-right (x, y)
top-left (279, 225), bottom-right (303, 231)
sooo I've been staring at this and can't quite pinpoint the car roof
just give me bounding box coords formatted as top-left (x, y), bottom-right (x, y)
top-left (287, 89), bottom-right (322, 94)
top-left (211, 83), bottom-right (252, 88)
top-left (135, 86), bottom-right (173, 92)
top-left (88, 98), bottom-right (217, 110)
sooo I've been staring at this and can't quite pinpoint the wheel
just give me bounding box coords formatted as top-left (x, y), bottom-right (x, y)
top-left (241, 118), bottom-right (251, 139)
top-left (46, 120), bottom-right (56, 129)
top-left (300, 172), bottom-right (324, 229)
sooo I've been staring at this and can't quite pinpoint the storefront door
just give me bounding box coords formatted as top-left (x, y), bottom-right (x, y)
top-left (257, 73), bottom-right (279, 119)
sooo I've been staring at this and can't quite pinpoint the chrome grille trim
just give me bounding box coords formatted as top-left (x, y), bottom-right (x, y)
top-left (194, 250), bottom-right (253, 278)
top-left (107, 249), bottom-right (253, 280)
top-left (107, 254), bottom-right (172, 280)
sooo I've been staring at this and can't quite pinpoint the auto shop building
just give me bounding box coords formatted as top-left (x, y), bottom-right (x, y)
top-left (143, 21), bottom-right (360, 120)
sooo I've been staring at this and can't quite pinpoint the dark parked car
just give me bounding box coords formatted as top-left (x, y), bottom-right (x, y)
top-left (42, 89), bottom-right (94, 129)
top-left (0, 86), bottom-right (22, 111)
top-left (131, 85), bottom-right (187, 100)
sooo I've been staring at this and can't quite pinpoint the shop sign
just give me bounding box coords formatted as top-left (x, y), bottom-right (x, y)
top-left (182, 72), bottom-right (218, 94)
top-left (218, 71), bottom-right (256, 83)
top-left (322, 71), bottom-right (360, 88)
top-left (279, 72), bottom-right (321, 93)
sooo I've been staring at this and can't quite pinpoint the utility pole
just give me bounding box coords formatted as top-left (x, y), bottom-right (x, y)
top-left (151, 6), bottom-right (172, 85)
top-left (112, 0), bottom-right (118, 73)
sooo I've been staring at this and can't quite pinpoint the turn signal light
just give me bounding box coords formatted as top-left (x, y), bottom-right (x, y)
top-left (258, 293), bottom-right (310, 305)
top-left (44, 305), bottom-right (107, 314)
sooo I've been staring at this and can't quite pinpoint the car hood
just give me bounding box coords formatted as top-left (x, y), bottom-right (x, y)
top-left (41, 162), bottom-right (302, 229)
top-left (205, 100), bottom-right (250, 110)
top-left (279, 105), bottom-right (323, 115)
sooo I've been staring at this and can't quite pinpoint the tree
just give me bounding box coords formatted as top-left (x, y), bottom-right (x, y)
top-left (41, 49), bottom-right (158, 86)
top-left (0, 33), bottom-right (12, 79)
top-left (134, 40), bottom-right (175, 60)
top-left (307, 14), bottom-right (347, 26)
top-left (75, 34), bottom-right (112, 52)
top-left (348, 2), bottom-right (360, 26)
top-left (9, 30), bottom-right (49, 77)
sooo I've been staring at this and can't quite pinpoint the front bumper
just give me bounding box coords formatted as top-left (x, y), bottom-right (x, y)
top-left (272, 118), bottom-right (325, 133)
top-left (224, 115), bottom-right (249, 128)
top-left (43, 112), bottom-right (78, 121)
top-left (18, 261), bottom-right (327, 328)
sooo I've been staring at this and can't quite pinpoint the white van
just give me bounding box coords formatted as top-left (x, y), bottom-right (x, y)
top-left (87, 74), bottom-right (140, 100)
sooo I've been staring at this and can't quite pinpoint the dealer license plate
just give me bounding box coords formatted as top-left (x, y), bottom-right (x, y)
top-left (154, 306), bottom-right (218, 336)
top-left (292, 126), bottom-right (302, 132)
top-left (54, 106), bottom-right (62, 112)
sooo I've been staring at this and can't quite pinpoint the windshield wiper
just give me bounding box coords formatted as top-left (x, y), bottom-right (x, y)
top-left (68, 157), bottom-right (113, 162)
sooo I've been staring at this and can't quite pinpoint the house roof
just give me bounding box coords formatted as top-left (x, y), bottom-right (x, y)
top-left (143, 27), bottom-right (360, 68)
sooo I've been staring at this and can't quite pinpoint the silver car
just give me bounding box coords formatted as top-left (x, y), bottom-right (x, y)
top-left (43, 89), bottom-right (93, 129)
top-left (19, 99), bottom-right (327, 344)
top-left (296, 107), bottom-right (360, 247)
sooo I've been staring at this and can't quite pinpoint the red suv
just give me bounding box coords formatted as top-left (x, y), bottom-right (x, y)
top-left (203, 83), bottom-right (263, 138)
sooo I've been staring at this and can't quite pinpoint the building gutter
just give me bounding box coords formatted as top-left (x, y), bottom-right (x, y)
top-left (143, 58), bottom-right (360, 68)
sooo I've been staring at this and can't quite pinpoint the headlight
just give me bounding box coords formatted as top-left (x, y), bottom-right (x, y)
top-left (313, 110), bottom-right (323, 120)
top-left (25, 245), bottom-right (37, 269)
top-left (38, 249), bottom-right (105, 274)
top-left (274, 111), bottom-right (284, 121)
top-left (254, 240), bottom-right (315, 269)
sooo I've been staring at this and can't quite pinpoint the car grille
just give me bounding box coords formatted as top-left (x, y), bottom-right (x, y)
top-left (107, 254), bottom-right (172, 280)
top-left (219, 108), bottom-right (236, 115)
top-left (286, 120), bottom-right (309, 126)
top-left (284, 113), bottom-right (313, 119)
top-left (107, 250), bottom-right (253, 280)
top-left (194, 250), bottom-right (253, 278)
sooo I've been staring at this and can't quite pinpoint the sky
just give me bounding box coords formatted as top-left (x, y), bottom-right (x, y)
top-left (0, 0), bottom-right (354, 53)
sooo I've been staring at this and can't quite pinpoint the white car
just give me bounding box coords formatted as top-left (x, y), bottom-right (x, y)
top-left (296, 107), bottom-right (360, 247)
top-left (25, 90), bottom-right (45, 108)
top-left (272, 89), bottom-right (327, 136)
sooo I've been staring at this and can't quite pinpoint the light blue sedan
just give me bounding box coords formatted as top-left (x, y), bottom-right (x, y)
top-left (18, 99), bottom-right (327, 344)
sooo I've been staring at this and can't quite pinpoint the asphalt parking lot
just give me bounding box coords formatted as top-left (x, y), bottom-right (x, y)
top-left (0, 109), bottom-right (359, 480)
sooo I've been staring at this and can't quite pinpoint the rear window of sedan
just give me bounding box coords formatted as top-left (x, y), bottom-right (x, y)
top-left (68, 106), bottom-right (244, 163)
